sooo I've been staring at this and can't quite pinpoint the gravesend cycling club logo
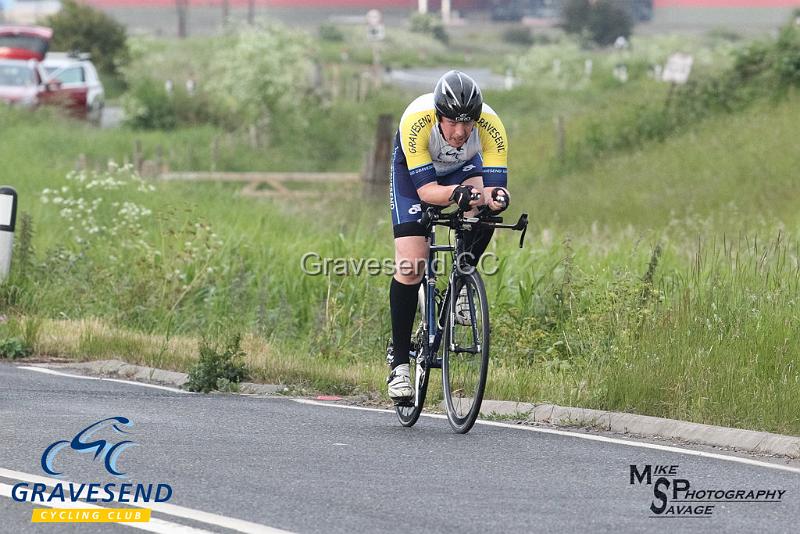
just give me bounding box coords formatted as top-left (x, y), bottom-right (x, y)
top-left (11, 416), bottom-right (174, 524)
top-left (629, 464), bottom-right (787, 518)
top-left (41, 416), bottom-right (137, 477)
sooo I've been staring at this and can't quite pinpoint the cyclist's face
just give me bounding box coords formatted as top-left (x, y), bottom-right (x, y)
top-left (439, 117), bottom-right (474, 148)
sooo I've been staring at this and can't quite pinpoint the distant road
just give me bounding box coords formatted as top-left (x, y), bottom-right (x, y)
top-left (100, 105), bottom-right (124, 129)
top-left (2, 362), bottom-right (799, 533)
top-left (386, 67), bottom-right (509, 91)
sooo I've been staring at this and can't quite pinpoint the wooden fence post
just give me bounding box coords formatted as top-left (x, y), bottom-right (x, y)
top-left (248, 125), bottom-right (259, 149)
top-left (555, 116), bottom-right (566, 163)
top-left (331, 63), bottom-right (341, 101)
top-left (211, 137), bottom-right (220, 172)
top-left (133, 140), bottom-right (143, 174)
top-left (156, 145), bottom-right (165, 175)
top-left (363, 114), bottom-right (394, 188)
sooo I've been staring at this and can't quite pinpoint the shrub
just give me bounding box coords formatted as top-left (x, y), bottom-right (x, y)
top-left (185, 334), bottom-right (249, 393)
top-left (44, 0), bottom-right (129, 75)
top-left (773, 24), bottom-right (800, 88)
top-left (204, 22), bottom-right (314, 127)
top-left (121, 77), bottom-right (233, 130)
top-left (409, 12), bottom-right (449, 45)
top-left (121, 78), bottom-right (177, 130)
top-left (503, 26), bottom-right (534, 46)
top-left (319, 23), bottom-right (345, 42)
top-left (576, 24), bottom-right (800, 161)
top-left (0, 338), bottom-right (31, 359)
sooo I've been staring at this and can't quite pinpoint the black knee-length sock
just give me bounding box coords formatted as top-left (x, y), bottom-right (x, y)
top-left (389, 278), bottom-right (422, 369)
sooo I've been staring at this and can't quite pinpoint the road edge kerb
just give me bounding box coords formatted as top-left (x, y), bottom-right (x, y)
top-left (26, 359), bottom-right (282, 395)
top-left (479, 399), bottom-right (800, 458)
top-left (22, 359), bottom-right (800, 459)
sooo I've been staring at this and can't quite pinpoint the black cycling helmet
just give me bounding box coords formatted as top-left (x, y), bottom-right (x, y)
top-left (433, 70), bottom-right (483, 123)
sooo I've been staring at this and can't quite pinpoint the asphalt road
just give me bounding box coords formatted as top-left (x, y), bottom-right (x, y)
top-left (1, 362), bottom-right (799, 533)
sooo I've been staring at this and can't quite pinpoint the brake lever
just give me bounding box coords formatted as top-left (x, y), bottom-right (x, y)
top-left (418, 206), bottom-right (441, 229)
top-left (418, 210), bottom-right (432, 228)
top-left (515, 213), bottom-right (529, 248)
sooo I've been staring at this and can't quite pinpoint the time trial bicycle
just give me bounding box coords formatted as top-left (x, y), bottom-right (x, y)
top-left (390, 203), bottom-right (528, 433)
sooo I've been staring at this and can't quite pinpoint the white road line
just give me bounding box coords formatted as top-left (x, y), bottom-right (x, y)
top-left (0, 483), bottom-right (213, 534)
top-left (0, 469), bottom-right (295, 534)
top-left (17, 366), bottom-right (190, 394)
top-left (294, 399), bottom-right (800, 475)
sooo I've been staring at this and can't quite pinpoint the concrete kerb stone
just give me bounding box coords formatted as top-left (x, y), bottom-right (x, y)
top-left (34, 359), bottom-right (282, 395)
top-left (480, 399), bottom-right (800, 458)
top-left (31, 360), bottom-right (800, 458)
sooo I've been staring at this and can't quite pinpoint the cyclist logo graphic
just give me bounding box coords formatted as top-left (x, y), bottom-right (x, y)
top-left (437, 146), bottom-right (464, 163)
top-left (41, 417), bottom-right (137, 478)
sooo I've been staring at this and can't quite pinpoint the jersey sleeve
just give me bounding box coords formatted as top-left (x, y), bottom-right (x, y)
top-left (476, 107), bottom-right (508, 188)
top-left (398, 108), bottom-right (437, 189)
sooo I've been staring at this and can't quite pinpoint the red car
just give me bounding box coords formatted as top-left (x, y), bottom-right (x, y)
top-left (0, 25), bottom-right (53, 61)
top-left (0, 58), bottom-right (75, 112)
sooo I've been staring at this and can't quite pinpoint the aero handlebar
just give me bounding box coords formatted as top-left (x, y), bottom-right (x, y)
top-left (418, 205), bottom-right (529, 248)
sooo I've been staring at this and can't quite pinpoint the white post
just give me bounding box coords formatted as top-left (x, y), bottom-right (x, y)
top-left (418, 0), bottom-right (428, 15)
top-left (0, 187), bottom-right (18, 282)
top-left (441, 0), bottom-right (451, 24)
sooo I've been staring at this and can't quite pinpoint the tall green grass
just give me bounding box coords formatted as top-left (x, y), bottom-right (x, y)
top-left (2, 33), bottom-right (800, 434)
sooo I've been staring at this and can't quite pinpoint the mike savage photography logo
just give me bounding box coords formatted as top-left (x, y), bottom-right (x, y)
top-left (629, 464), bottom-right (787, 518)
top-left (12, 417), bottom-right (173, 524)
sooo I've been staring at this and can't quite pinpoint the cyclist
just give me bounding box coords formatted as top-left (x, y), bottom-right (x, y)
top-left (387, 70), bottom-right (510, 401)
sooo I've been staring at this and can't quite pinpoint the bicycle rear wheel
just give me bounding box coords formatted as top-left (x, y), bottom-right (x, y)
top-left (442, 270), bottom-right (490, 434)
top-left (396, 285), bottom-right (431, 427)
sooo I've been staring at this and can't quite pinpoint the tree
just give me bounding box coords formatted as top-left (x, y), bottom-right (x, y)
top-left (561, 0), bottom-right (591, 37)
top-left (45, 0), bottom-right (129, 75)
top-left (561, 0), bottom-right (633, 47)
top-left (589, 1), bottom-right (633, 46)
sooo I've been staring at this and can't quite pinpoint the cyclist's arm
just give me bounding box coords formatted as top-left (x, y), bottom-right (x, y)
top-left (417, 182), bottom-right (460, 206)
top-left (399, 104), bottom-right (439, 194)
top-left (476, 105), bottom-right (509, 211)
top-left (476, 106), bottom-right (508, 189)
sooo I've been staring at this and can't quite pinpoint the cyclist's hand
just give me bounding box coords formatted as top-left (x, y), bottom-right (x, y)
top-left (486, 187), bottom-right (510, 213)
top-left (450, 184), bottom-right (480, 211)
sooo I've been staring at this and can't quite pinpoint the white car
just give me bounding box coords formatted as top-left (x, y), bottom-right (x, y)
top-left (42, 52), bottom-right (104, 123)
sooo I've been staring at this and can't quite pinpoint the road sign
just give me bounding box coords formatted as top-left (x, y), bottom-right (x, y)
top-left (366, 8), bottom-right (381, 26)
top-left (0, 187), bottom-right (16, 230)
top-left (366, 9), bottom-right (385, 41)
top-left (662, 53), bottom-right (694, 85)
top-left (0, 186), bottom-right (17, 282)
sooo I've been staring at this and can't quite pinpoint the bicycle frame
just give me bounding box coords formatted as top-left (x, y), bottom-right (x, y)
top-left (419, 221), bottom-right (455, 370)
top-left (419, 217), bottom-right (479, 370)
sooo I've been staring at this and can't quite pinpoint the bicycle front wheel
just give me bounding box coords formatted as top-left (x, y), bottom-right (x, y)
top-left (442, 270), bottom-right (490, 434)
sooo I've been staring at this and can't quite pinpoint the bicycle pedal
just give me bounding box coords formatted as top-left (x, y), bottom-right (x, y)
top-left (393, 398), bottom-right (414, 407)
